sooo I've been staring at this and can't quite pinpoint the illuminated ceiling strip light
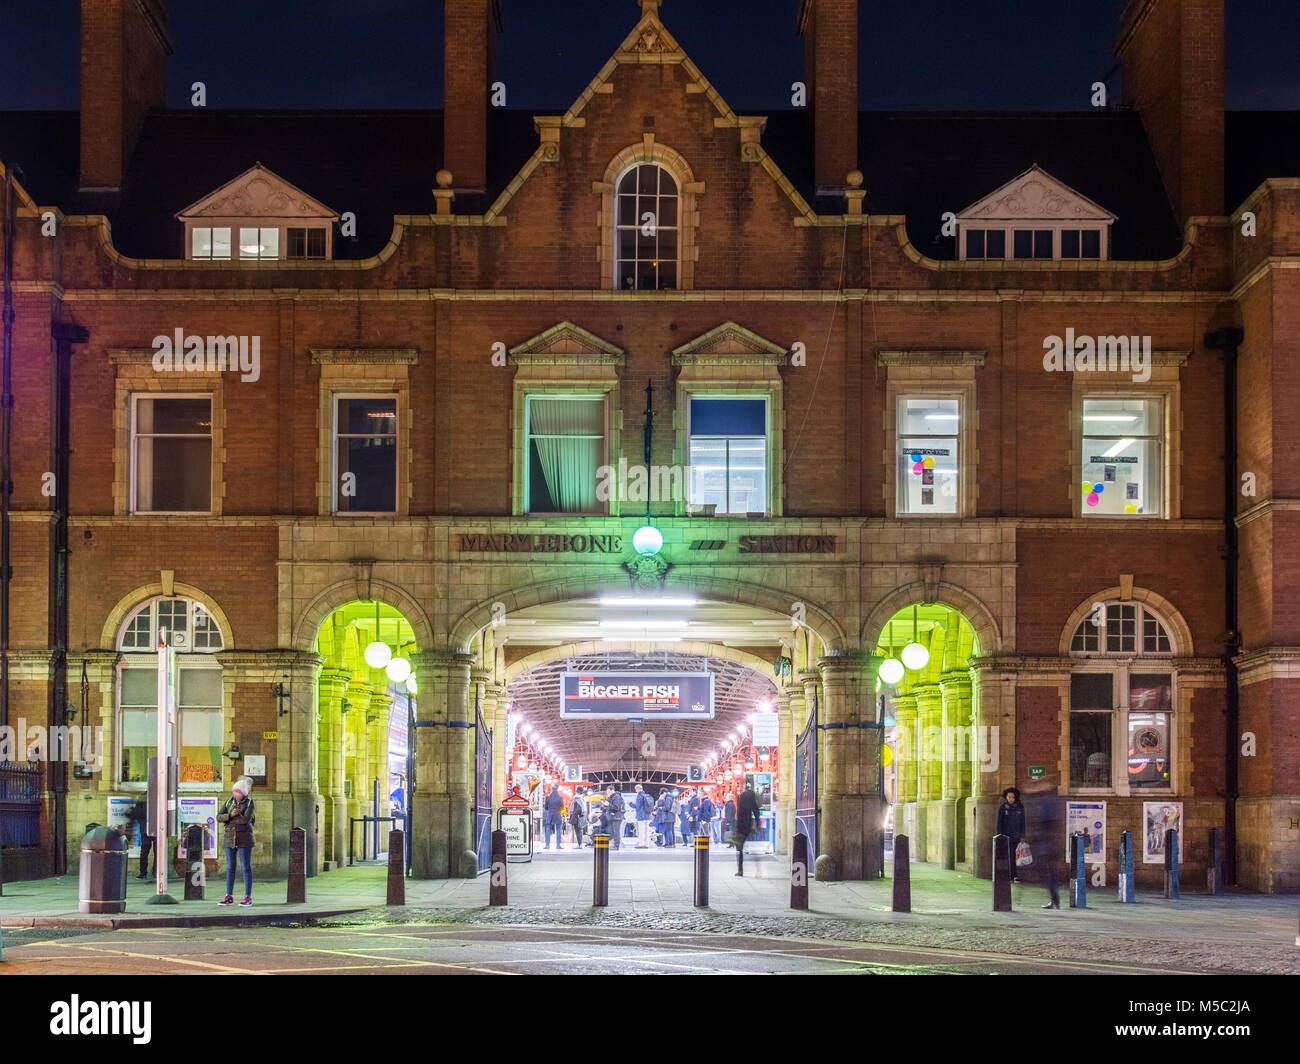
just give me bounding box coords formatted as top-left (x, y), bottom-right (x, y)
top-left (1101, 438), bottom-right (1136, 458)
top-left (599, 619), bottom-right (688, 629)
top-left (598, 596), bottom-right (698, 607)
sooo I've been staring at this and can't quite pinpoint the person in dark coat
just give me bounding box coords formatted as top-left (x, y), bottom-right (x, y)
top-left (633, 784), bottom-right (654, 848)
top-left (697, 793), bottom-right (715, 842)
top-left (568, 787), bottom-right (589, 847)
top-left (654, 788), bottom-right (675, 847)
top-left (995, 786), bottom-right (1027, 882)
top-left (217, 776), bottom-right (256, 906)
top-left (677, 790), bottom-right (693, 846)
top-left (733, 784), bottom-right (761, 876)
top-left (722, 793), bottom-right (737, 839)
top-left (123, 798), bottom-right (155, 879)
top-left (604, 787), bottom-right (625, 849)
top-left (1027, 784), bottom-right (1066, 908)
top-left (543, 784), bottom-right (565, 850)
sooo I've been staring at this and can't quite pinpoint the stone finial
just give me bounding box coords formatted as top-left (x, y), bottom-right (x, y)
top-left (846, 169), bottom-right (864, 189)
top-left (434, 169), bottom-right (455, 216)
top-left (640, 0), bottom-right (660, 16)
top-left (436, 169), bottom-right (454, 189)
top-left (845, 169), bottom-right (866, 215)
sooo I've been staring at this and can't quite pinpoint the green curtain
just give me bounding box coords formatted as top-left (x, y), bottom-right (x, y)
top-left (530, 398), bottom-right (603, 512)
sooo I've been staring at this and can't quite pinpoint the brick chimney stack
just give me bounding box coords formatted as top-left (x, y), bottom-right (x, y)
top-left (1116, 0), bottom-right (1225, 222)
top-left (443, 0), bottom-right (504, 194)
top-left (797, 0), bottom-right (859, 196)
top-left (79, 0), bottom-right (173, 194)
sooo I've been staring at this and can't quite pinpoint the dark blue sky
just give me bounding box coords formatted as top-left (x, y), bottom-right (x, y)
top-left (1, 0), bottom-right (1297, 112)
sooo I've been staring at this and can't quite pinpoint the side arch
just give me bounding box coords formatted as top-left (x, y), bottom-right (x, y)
top-left (859, 581), bottom-right (1003, 656)
top-left (1058, 586), bottom-right (1194, 657)
top-left (291, 578), bottom-right (435, 652)
top-left (99, 582), bottom-right (236, 651)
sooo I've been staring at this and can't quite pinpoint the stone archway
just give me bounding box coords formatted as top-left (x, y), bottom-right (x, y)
top-left (99, 581), bottom-right (236, 650)
top-left (859, 580), bottom-right (1003, 657)
top-left (293, 578), bottom-right (435, 655)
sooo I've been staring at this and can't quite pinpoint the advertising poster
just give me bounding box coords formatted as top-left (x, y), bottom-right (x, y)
top-left (177, 797), bottom-right (219, 858)
top-left (560, 671), bottom-right (714, 720)
top-left (1065, 801), bottom-right (1106, 863)
top-left (751, 714), bottom-right (780, 746)
top-left (107, 796), bottom-right (141, 857)
top-left (744, 772), bottom-right (773, 810)
top-left (1142, 801), bottom-right (1182, 864)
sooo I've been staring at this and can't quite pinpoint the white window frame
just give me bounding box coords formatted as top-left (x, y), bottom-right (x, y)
top-left (331, 392), bottom-right (400, 515)
top-left (522, 393), bottom-right (610, 517)
top-left (685, 394), bottom-right (771, 517)
top-left (190, 226), bottom-right (232, 260)
top-left (1079, 394), bottom-right (1165, 519)
top-left (960, 224), bottom-right (1109, 261)
top-left (894, 393), bottom-right (964, 517)
top-left (129, 393), bottom-right (214, 516)
top-left (114, 596), bottom-right (225, 792)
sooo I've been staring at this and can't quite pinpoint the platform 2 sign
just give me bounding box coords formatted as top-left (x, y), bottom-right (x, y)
top-left (560, 672), bottom-right (714, 720)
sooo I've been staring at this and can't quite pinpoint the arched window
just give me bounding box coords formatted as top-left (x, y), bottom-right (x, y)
top-left (614, 163), bottom-right (679, 290)
top-left (1067, 600), bottom-right (1174, 793)
top-left (116, 596), bottom-right (225, 787)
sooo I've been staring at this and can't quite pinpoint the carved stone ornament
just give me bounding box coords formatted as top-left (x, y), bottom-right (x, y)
top-left (623, 553), bottom-right (672, 592)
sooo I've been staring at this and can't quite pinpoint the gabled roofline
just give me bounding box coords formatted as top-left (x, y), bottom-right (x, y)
top-left (174, 161), bottom-right (339, 220)
top-left (955, 163), bottom-right (1117, 221)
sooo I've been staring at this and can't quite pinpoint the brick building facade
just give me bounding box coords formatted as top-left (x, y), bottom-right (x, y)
top-left (0, 0), bottom-right (1297, 890)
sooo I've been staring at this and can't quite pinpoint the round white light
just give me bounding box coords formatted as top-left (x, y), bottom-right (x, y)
top-left (386, 656), bottom-right (412, 683)
top-left (878, 658), bottom-right (905, 684)
top-left (364, 641), bottom-right (392, 669)
top-left (632, 525), bottom-right (663, 556)
top-left (516, 754), bottom-right (527, 768)
top-left (405, 674), bottom-right (418, 695)
top-left (901, 642), bottom-right (930, 671)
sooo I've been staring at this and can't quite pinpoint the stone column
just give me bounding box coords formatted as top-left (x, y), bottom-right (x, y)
top-left (913, 683), bottom-right (943, 863)
top-left (939, 672), bottom-right (974, 868)
top-left (317, 668), bottom-right (351, 868)
top-left (890, 692), bottom-right (920, 858)
top-left (367, 689), bottom-right (393, 821)
top-left (216, 650), bottom-right (323, 876)
top-left (486, 682), bottom-right (508, 811)
top-left (969, 659), bottom-right (1017, 878)
top-left (774, 688), bottom-right (794, 855)
top-left (411, 649), bottom-right (477, 879)
top-left (815, 651), bottom-right (884, 881)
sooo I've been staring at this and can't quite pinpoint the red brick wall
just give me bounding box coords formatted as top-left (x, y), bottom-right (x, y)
top-left (800, 0), bottom-right (858, 191)
top-left (443, 0), bottom-right (497, 191)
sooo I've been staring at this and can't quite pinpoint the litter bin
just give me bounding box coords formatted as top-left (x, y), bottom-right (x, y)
top-left (79, 826), bottom-right (129, 914)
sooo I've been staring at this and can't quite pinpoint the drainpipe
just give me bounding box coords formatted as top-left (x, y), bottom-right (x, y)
top-left (49, 320), bottom-right (88, 876)
top-left (1205, 326), bottom-right (1243, 887)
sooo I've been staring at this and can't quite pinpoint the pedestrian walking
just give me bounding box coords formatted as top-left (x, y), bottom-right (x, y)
top-left (217, 777), bottom-right (256, 907)
top-left (996, 786), bottom-right (1027, 883)
top-left (543, 784), bottom-right (565, 850)
top-left (686, 790), bottom-right (701, 844)
top-left (604, 786), bottom-right (626, 850)
top-left (678, 789), bottom-right (694, 846)
top-left (633, 783), bottom-right (654, 848)
top-left (568, 787), bottom-right (589, 847)
top-left (671, 792), bottom-right (686, 846)
top-left (1027, 783), bottom-right (1066, 909)
top-left (697, 792), bottom-right (715, 844)
top-left (721, 792), bottom-right (736, 842)
top-left (733, 783), bottom-right (760, 876)
top-left (124, 798), bottom-right (155, 879)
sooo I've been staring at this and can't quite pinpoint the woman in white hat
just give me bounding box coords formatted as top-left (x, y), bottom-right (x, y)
top-left (217, 776), bottom-right (256, 906)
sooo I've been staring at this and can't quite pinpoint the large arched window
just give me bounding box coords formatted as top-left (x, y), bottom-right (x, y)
top-left (1067, 600), bottom-right (1174, 793)
top-left (116, 596), bottom-right (225, 787)
top-left (614, 163), bottom-right (679, 290)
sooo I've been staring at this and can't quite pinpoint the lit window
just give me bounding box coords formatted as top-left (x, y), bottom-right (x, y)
top-left (1070, 601), bottom-right (1172, 655)
top-left (116, 596), bottom-right (224, 788)
top-left (615, 164), bottom-right (678, 291)
top-left (896, 396), bottom-right (960, 515)
top-left (333, 396), bottom-right (398, 514)
top-left (239, 227), bottom-right (280, 260)
top-left (191, 227), bottom-right (231, 260)
top-left (525, 396), bottom-right (606, 514)
top-left (1082, 397), bottom-right (1162, 516)
top-left (1069, 673), bottom-right (1112, 787)
top-left (687, 398), bottom-right (767, 516)
top-left (130, 396), bottom-right (212, 513)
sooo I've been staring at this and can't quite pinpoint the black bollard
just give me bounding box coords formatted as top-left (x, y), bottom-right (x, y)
top-left (593, 834), bottom-right (609, 907)
top-left (1070, 833), bottom-right (1087, 909)
top-left (694, 834), bottom-right (709, 907)
top-left (790, 832), bottom-right (809, 910)
top-left (387, 830), bottom-right (405, 906)
top-left (1163, 828), bottom-right (1180, 899)
top-left (1118, 830), bottom-right (1135, 903)
top-left (1207, 828), bottom-right (1223, 896)
top-left (489, 830), bottom-right (508, 906)
top-left (183, 824), bottom-right (205, 901)
top-left (992, 833), bottom-right (1012, 911)
top-left (286, 827), bottom-right (306, 904)
top-left (892, 834), bottom-right (911, 913)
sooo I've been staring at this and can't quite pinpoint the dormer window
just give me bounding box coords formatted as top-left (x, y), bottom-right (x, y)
top-left (176, 163), bottom-right (338, 263)
top-left (957, 165), bottom-right (1114, 262)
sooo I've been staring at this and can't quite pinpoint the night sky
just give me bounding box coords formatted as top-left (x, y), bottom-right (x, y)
top-left (0, 0), bottom-right (1298, 112)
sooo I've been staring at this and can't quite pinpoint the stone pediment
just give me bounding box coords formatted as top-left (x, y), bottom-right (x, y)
top-left (957, 165), bottom-right (1115, 222)
top-left (672, 322), bottom-right (788, 367)
top-left (508, 322), bottom-right (625, 366)
top-left (176, 163), bottom-right (338, 220)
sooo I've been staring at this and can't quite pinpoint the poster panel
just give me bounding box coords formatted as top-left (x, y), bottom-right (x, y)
top-left (1142, 801), bottom-right (1183, 864)
top-left (107, 796), bottom-right (141, 857)
top-left (1065, 801), bottom-right (1106, 863)
top-left (177, 797), bottom-right (219, 859)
